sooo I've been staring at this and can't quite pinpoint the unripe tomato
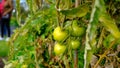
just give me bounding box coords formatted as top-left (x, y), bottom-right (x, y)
top-left (71, 20), bottom-right (86, 37)
top-left (70, 40), bottom-right (81, 49)
top-left (72, 26), bottom-right (86, 37)
top-left (53, 26), bottom-right (67, 41)
top-left (21, 64), bottom-right (28, 68)
top-left (54, 43), bottom-right (66, 55)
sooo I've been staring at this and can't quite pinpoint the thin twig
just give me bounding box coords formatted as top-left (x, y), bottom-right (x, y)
top-left (93, 39), bottom-right (117, 68)
top-left (97, 28), bottom-right (105, 48)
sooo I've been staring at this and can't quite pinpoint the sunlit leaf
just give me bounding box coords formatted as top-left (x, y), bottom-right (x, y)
top-left (116, 0), bottom-right (120, 1)
top-left (60, 5), bottom-right (89, 19)
top-left (103, 34), bottom-right (115, 48)
top-left (57, 0), bottom-right (72, 10)
top-left (16, 0), bottom-right (21, 26)
top-left (99, 13), bottom-right (120, 38)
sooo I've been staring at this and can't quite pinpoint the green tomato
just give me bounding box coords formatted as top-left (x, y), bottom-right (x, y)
top-left (71, 20), bottom-right (86, 36)
top-left (54, 43), bottom-right (66, 55)
top-left (72, 26), bottom-right (86, 37)
top-left (0, 41), bottom-right (10, 57)
top-left (53, 26), bottom-right (67, 41)
top-left (70, 40), bottom-right (81, 49)
top-left (21, 64), bottom-right (28, 68)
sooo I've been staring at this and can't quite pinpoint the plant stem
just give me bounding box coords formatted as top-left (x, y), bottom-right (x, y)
top-left (74, 0), bottom-right (80, 68)
top-left (56, 0), bottom-right (61, 26)
top-left (75, 0), bottom-right (80, 7)
top-left (97, 28), bottom-right (105, 48)
top-left (93, 39), bottom-right (117, 68)
top-left (74, 50), bottom-right (78, 68)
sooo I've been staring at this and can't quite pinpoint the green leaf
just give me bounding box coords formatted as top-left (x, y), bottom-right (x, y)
top-left (103, 34), bottom-right (115, 48)
top-left (116, 0), bottom-right (120, 1)
top-left (16, 0), bottom-right (21, 26)
top-left (60, 4), bottom-right (89, 19)
top-left (99, 13), bottom-right (120, 38)
top-left (58, 0), bottom-right (72, 10)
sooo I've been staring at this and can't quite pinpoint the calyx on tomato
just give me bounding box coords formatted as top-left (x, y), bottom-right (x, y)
top-left (53, 26), bottom-right (67, 41)
top-left (54, 43), bottom-right (66, 55)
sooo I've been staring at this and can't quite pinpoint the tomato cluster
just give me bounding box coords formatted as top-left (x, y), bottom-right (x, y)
top-left (53, 26), bottom-right (67, 55)
top-left (53, 20), bottom-right (86, 55)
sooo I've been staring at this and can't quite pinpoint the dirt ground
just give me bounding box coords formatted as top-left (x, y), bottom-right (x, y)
top-left (0, 58), bottom-right (4, 68)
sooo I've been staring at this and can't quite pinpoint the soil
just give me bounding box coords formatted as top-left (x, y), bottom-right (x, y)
top-left (0, 58), bottom-right (4, 68)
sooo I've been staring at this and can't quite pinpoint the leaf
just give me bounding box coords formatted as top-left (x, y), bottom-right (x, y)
top-left (16, 0), bottom-right (21, 26)
top-left (58, 0), bottom-right (72, 10)
top-left (60, 4), bottom-right (89, 19)
top-left (103, 34), bottom-right (115, 48)
top-left (116, 0), bottom-right (120, 2)
top-left (99, 13), bottom-right (120, 38)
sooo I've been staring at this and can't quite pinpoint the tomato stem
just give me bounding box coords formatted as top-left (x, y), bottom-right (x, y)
top-left (73, 0), bottom-right (80, 68)
top-left (55, 0), bottom-right (61, 26)
top-left (74, 50), bottom-right (78, 68)
top-left (93, 39), bottom-right (117, 68)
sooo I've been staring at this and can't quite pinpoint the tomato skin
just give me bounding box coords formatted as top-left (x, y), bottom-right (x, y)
top-left (70, 20), bottom-right (86, 37)
top-left (70, 40), bottom-right (81, 49)
top-left (54, 43), bottom-right (66, 55)
top-left (72, 26), bottom-right (85, 37)
top-left (21, 64), bottom-right (28, 68)
top-left (53, 26), bottom-right (67, 41)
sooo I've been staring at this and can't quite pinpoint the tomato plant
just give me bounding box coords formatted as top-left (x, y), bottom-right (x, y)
top-left (4, 0), bottom-right (120, 68)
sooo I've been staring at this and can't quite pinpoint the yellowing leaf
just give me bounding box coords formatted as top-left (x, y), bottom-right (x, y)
top-left (60, 5), bottom-right (89, 19)
top-left (99, 13), bottom-right (120, 38)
